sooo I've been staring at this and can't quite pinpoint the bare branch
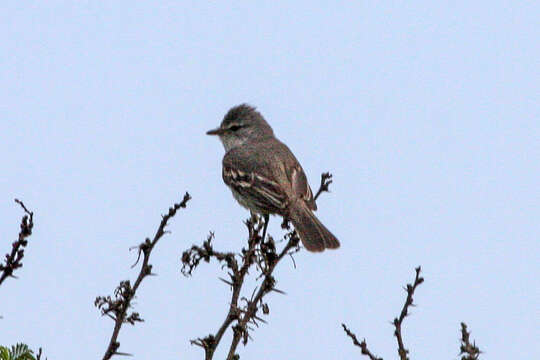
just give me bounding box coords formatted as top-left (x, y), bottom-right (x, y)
top-left (342, 267), bottom-right (424, 360)
top-left (313, 172), bottom-right (333, 202)
top-left (225, 232), bottom-right (299, 359)
top-left (342, 268), bottom-right (484, 360)
top-left (183, 172), bottom-right (333, 359)
top-left (342, 324), bottom-right (383, 360)
top-left (35, 347), bottom-right (47, 360)
top-left (0, 199), bottom-right (34, 287)
top-left (460, 322), bottom-right (481, 360)
top-left (96, 192), bottom-right (191, 360)
top-left (393, 266), bottom-right (424, 360)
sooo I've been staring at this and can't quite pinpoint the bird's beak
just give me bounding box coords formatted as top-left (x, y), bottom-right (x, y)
top-left (206, 127), bottom-right (225, 135)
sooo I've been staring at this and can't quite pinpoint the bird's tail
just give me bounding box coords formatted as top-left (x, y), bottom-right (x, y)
top-left (288, 201), bottom-right (340, 252)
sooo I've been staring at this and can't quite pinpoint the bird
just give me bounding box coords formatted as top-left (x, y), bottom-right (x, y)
top-left (206, 104), bottom-right (339, 252)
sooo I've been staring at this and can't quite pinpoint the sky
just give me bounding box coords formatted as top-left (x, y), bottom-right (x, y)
top-left (1, 1), bottom-right (538, 359)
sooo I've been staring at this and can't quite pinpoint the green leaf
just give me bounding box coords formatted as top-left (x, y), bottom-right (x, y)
top-left (1, 346), bottom-right (11, 360)
top-left (1, 343), bottom-right (35, 360)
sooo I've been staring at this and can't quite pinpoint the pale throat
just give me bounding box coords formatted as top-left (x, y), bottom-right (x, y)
top-left (219, 134), bottom-right (249, 152)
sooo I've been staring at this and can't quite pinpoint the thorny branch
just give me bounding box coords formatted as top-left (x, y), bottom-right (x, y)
top-left (36, 347), bottom-right (46, 360)
top-left (343, 268), bottom-right (482, 360)
top-left (0, 199), bottom-right (34, 287)
top-left (342, 324), bottom-right (382, 360)
top-left (393, 266), bottom-right (424, 360)
top-left (314, 172), bottom-right (333, 202)
top-left (95, 192), bottom-right (191, 360)
top-left (342, 267), bottom-right (424, 360)
top-left (182, 172), bottom-right (332, 360)
top-left (460, 322), bottom-right (481, 360)
top-left (184, 210), bottom-right (300, 360)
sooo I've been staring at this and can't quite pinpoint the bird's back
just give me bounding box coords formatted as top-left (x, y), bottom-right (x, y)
top-left (222, 139), bottom-right (316, 211)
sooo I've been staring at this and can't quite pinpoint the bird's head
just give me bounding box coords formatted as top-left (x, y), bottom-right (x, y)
top-left (207, 104), bottom-right (274, 151)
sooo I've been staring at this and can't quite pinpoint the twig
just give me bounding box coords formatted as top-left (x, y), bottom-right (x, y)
top-left (96, 192), bottom-right (191, 360)
top-left (184, 172), bottom-right (332, 359)
top-left (185, 219), bottom-right (300, 360)
top-left (225, 233), bottom-right (298, 359)
top-left (342, 267), bottom-right (424, 360)
top-left (393, 266), bottom-right (424, 360)
top-left (342, 324), bottom-right (382, 360)
top-left (314, 172), bottom-right (333, 202)
top-left (460, 322), bottom-right (481, 360)
top-left (36, 347), bottom-right (47, 360)
top-left (0, 199), bottom-right (34, 287)
top-left (343, 268), bottom-right (483, 360)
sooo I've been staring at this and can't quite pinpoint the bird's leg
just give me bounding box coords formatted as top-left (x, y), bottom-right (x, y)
top-left (261, 214), bottom-right (270, 241)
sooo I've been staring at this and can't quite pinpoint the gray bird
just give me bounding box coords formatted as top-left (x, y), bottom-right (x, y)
top-left (206, 104), bottom-right (339, 252)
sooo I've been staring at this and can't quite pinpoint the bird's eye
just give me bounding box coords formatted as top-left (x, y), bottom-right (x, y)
top-left (229, 125), bottom-right (242, 131)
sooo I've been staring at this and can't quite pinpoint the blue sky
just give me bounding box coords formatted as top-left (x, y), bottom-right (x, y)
top-left (1, 1), bottom-right (538, 359)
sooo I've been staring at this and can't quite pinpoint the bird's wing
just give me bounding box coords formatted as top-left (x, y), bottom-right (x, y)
top-left (278, 141), bottom-right (317, 211)
top-left (290, 164), bottom-right (317, 211)
top-left (222, 146), bottom-right (288, 214)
